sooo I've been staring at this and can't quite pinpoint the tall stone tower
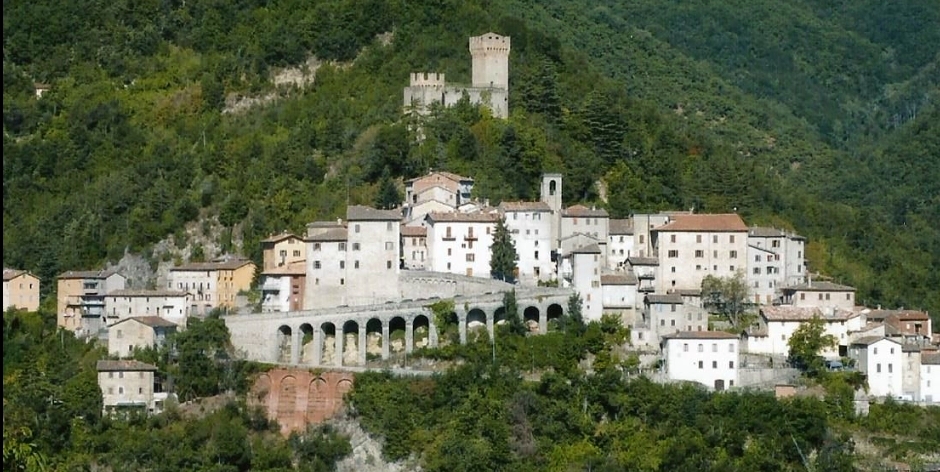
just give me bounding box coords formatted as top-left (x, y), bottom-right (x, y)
top-left (540, 173), bottom-right (563, 252)
top-left (469, 33), bottom-right (511, 91)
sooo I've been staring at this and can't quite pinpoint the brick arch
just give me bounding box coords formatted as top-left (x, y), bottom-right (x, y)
top-left (336, 378), bottom-right (354, 397)
top-left (306, 377), bottom-right (331, 423)
top-left (277, 375), bottom-right (298, 420)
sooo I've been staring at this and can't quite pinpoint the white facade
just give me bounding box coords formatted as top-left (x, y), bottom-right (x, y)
top-left (108, 317), bottom-right (177, 358)
top-left (561, 246), bottom-right (603, 322)
top-left (746, 306), bottom-right (863, 357)
top-left (305, 223), bottom-right (348, 309)
top-left (663, 332), bottom-right (740, 390)
top-left (781, 281), bottom-right (856, 310)
top-left (425, 212), bottom-right (497, 278)
top-left (746, 227), bottom-right (806, 304)
top-left (105, 290), bottom-right (190, 327)
top-left (652, 214), bottom-right (749, 292)
top-left (601, 274), bottom-right (639, 312)
top-left (500, 202), bottom-right (553, 285)
top-left (167, 269), bottom-right (217, 315)
top-left (850, 337), bottom-right (903, 398)
top-left (608, 218), bottom-right (634, 270)
top-left (921, 355), bottom-right (940, 404)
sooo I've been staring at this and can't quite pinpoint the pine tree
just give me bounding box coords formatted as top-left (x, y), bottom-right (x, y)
top-left (490, 217), bottom-right (518, 283)
top-left (565, 292), bottom-right (585, 334)
top-left (374, 167), bottom-right (401, 210)
top-left (503, 289), bottom-right (526, 335)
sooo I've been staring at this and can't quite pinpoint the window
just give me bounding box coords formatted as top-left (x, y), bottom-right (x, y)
top-left (713, 235), bottom-right (718, 243)
top-left (671, 304), bottom-right (677, 312)
top-left (730, 235), bottom-right (736, 243)
top-left (139, 387), bottom-right (143, 394)
top-left (670, 319), bottom-right (676, 326)
top-left (340, 261), bottom-right (345, 269)
top-left (729, 343), bottom-right (734, 352)
top-left (888, 364), bottom-right (893, 373)
top-left (876, 363), bottom-right (881, 373)
top-left (698, 361), bottom-right (704, 369)
top-left (874, 347), bottom-right (878, 355)
top-left (108, 387), bottom-right (114, 394)
top-left (119, 372), bottom-right (124, 379)
top-left (825, 293), bottom-right (831, 301)
top-left (353, 243), bottom-right (361, 251)
top-left (890, 347), bottom-right (894, 354)
top-left (695, 250), bottom-right (704, 258)
top-left (697, 265), bottom-right (702, 271)
top-left (354, 224), bottom-right (361, 233)
top-left (109, 372), bottom-right (114, 379)
top-left (339, 242), bottom-right (347, 251)
top-left (280, 249), bottom-right (288, 257)
top-left (119, 387), bottom-right (124, 394)
top-left (293, 250), bottom-right (301, 257)
top-left (755, 255), bottom-right (761, 262)
top-left (387, 261), bottom-right (393, 269)
top-left (660, 320), bottom-right (665, 326)
top-left (116, 330), bottom-right (123, 339)
top-left (445, 227), bottom-right (453, 239)
top-left (354, 261), bottom-right (360, 269)
top-left (671, 267), bottom-right (676, 273)
top-left (340, 278), bottom-right (345, 285)
top-left (730, 250), bottom-right (738, 259)
top-left (447, 248), bottom-right (452, 256)
top-left (466, 254), bottom-right (475, 262)
top-left (846, 294), bottom-right (851, 300)
top-left (800, 293), bottom-right (805, 300)
top-left (729, 361), bottom-right (734, 368)
top-left (683, 343), bottom-right (689, 352)
top-left (446, 263), bottom-right (451, 270)
top-left (696, 235), bottom-right (702, 243)
top-left (712, 361), bottom-right (718, 369)
top-left (385, 241), bottom-right (394, 250)
top-left (667, 250), bottom-right (678, 258)
top-left (753, 267), bottom-right (761, 275)
top-left (639, 235), bottom-right (645, 244)
top-left (314, 243), bottom-right (322, 251)
top-left (712, 343), bottom-right (718, 352)
top-left (729, 265), bottom-right (735, 271)
top-left (314, 261), bottom-right (321, 269)
top-left (670, 235), bottom-right (676, 243)
top-left (534, 251), bottom-right (539, 260)
top-left (697, 344), bottom-right (704, 353)
top-left (387, 222), bottom-right (393, 231)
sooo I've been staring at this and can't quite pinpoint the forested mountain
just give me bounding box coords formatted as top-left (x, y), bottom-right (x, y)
top-left (3, 0), bottom-right (938, 322)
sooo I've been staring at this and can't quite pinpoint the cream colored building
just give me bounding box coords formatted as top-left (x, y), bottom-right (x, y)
top-left (401, 225), bottom-right (429, 270)
top-left (3, 269), bottom-right (40, 312)
top-left (168, 258), bottom-right (256, 315)
top-left (608, 219), bottom-right (635, 270)
top-left (105, 289), bottom-right (191, 327)
top-left (108, 316), bottom-right (178, 358)
top-left (560, 205), bottom-right (610, 266)
top-left (560, 244), bottom-right (603, 322)
top-left (402, 171), bottom-right (474, 224)
top-left (261, 232), bottom-right (306, 271)
top-left (57, 269), bottom-right (126, 335)
top-left (97, 360), bottom-right (164, 416)
top-left (779, 281), bottom-right (856, 310)
top-left (746, 227), bottom-right (807, 304)
top-left (651, 213), bottom-right (749, 292)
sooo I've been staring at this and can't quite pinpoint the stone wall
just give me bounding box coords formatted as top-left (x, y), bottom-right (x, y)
top-left (249, 368), bottom-right (355, 436)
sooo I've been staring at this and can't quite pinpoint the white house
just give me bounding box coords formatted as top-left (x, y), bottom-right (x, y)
top-left (662, 331), bottom-right (740, 391)
top-left (601, 273), bottom-right (639, 317)
top-left (779, 281), bottom-right (856, 310)
top-left (607, 219), bottom-right (634, 269)
top-left (105, 289), bottom-right (191, 327)
top-left (260, 261), bottom-right (306, 313)
top-left (626, 257), bottom-right (658, 295)
top-left (304, 221), bottom-right (348, 309)
top-left (849, 337), bottom-right (903, 399)
top-left (745, 305), bottom-right (864, 357)
top-left (499, 201), bottom-right (553, 285)
top-left (651, 213), bottom-right (749, 293)
top-left (921, 353), bottom-right (940, 404)
top-left (560, 205), bottom-right (609, 266)
top-left (108, 316), bottom-right (178, 358)
top-left (560, 244), bottom-right (603, 322)
top-left (425, 211), bottom-right (498, 278)
top-left (746, 227), bottom-right (807, 305)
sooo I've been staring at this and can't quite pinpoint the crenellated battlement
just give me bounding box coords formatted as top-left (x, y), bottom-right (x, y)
top-left (409, 72), bottom-right (447, 87)
top-left (469, 33), bottom-right (511, 53)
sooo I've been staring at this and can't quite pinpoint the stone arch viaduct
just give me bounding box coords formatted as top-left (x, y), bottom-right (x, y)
top-left (225, 283), bottom-right (573, 368)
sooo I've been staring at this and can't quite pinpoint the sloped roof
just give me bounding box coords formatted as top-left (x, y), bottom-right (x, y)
top-left (850, 336), bottom-right (900, 347)
top-left (171, 259), bottom-right (254, 271)
top-left (57, 269), bottom-right (123, 280)
top-left (748, 227), bottom-right (787, 238)
top-left (785, 281), bottom-right (855, 292)
top-left (260, 232), bottom-right (301, 244)
top-left (922, 353), bottom-right (940, 365)
top-left (97, 360), bottom-right (159, 372)
top-left (401, 225), bottom-right (428, 237)
top-left (570, 244), bottom-right (601, 255)
top-left (761, 306), bottom-right (860, 322)
top-left (609, 219), bottom-right (634, 235)
top-left (426, 211), bottom-right (499, 223)
top-left (306, 228), bottom-right (348, 242)
top-left (3, 269), bottom-right (34, 281)
top-left (646, 294), bottom-right (683, 305)
top-left (654, 214), bottom-right (748, 232)
top-left (406, 171), bottom-right (473, 184)
top-left (663, 331), bottom-right (738, 340)
top-left (626, 257), bottom-right (659, 266)
top-left (346, 205), bottom-right (402, 221)
top-left (108, 289), bottom-right (189, 298)
top-left (601, 273), bottom-right (638, 285)
top-left (498, 201), bottom-right (552, 212)
top-left (561, 205), bottom-right (609, 217)
top-left (111, 316), bottom-right (178, 328)
top-left (867, 309), bottom-right (929, 321)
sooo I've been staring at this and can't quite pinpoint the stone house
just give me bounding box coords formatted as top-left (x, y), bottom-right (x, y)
top-left (560, 244), bottom-right (603, 322)
top-left (662, 331), bottom-right (740, 391)
top-left (401, 225), bottom-right (428, 270)
top-left (97, 360), bottom-right (165, 416)
top-left (3, 269), bottom-right (40, 312)
top-left (560, 205), bottom-right (610, 266)
top-left (167, 258), bottom-right (256, 315)
top-left (746, 227), bottom-right (807, 305)
top-left (607, 218), bottom-right (634, 269)
top-left (261, 232), bottom-right (306, 271)
top-left (650, 213), bottom-right (749, 293)
top-left (108, 316), bottom-right (178, 358)
top-left (849, 337), bottom-right (903, 399)
top-left (779, 280), bottom-right (856, 310)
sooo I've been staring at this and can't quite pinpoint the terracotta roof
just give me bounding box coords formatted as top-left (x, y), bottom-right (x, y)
top-left (261, 261), bottom-right (307, 276)
top-left (570, 244), bottom-right (601, 255)
top-left (851, 336), bottom-right (900, 347)
top-left (663, 331), bottom-right (738, 340)
top-left (646, 294), bottom-right (683, 305)
top-left (406, 171), bottom-right (473, 184)
top-left (261, 232), bottom-right (301, 244)
top-left (784, 281), bottom-right (855, 292)
top-left (109, 289), bottom-right (189, 298)
top-left (425, 211), bottom-right (499, 223)
top-left (3, 269), bottom-right (34, 281)
top-left (867, 309), bottom-right (929, 321)
top-left (609, 219), bottom-right (634, 235)
top-left (675, 289), bottom-right (702, 297)
top-left (561, 205), bottom-right (609, 218)
top-left (57, 269), bottom-right (123, 280)
top-left (601, 273), bottom-right (638, 285)
top-left (922, 353), bottom-right (940, 365)
top-left (96, 360), bottom-right (159, 372)
top-left (171, 259), bottom-right (254, 271)
top-left (654, 214), bottom-right (748, 232)
top-left (111, 316), bottom-right (178, 328)
top-left (346, 205), bottom-right (403, 221)
top-left (748, 227), bottom-right (792, 238)
top-left (307, 220), bottom-right (344, 229)
top-left (761, 306), bottom-right (860, 322)
top-left (401, 226), bottom-right (428, 237)
top-left (306, 228), bottom-right (348, 242)
top-left (498, 201), bottom-right (552, 212)
top-left (627, 257), bottom-right (659, 266)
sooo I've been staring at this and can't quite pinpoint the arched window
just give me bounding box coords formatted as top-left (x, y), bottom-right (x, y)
top-left (549, 180), bottom-right (557, 195)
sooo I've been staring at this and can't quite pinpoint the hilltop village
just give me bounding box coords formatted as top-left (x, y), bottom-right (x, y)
top-left (6, 169), bottom-right (938, 417)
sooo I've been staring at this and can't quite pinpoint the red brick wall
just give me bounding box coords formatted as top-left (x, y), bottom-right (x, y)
top-left (249, 369), bottom-right (355, 436)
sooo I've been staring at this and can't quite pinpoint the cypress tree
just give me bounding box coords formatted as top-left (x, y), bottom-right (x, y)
top-left (490, 217), bottom-right (518, 283)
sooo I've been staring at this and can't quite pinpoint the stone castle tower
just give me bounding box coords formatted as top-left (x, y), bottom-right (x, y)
top-left (403, 33), bottom-right (511, 119)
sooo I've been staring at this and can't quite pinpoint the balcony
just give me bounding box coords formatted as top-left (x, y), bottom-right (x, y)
top-left (636, 272), bottom-right (655, 280)
top-left (261, 279), bottom-right (281, 292)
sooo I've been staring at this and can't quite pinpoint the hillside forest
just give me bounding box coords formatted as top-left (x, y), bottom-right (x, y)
top-left (3, 0), bottom-right (938, 325)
